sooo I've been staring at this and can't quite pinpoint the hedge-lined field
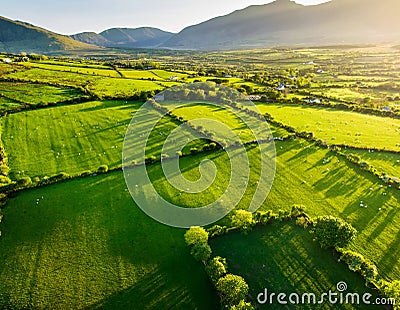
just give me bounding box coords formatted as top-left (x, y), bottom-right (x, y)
top-left (0, 171), bottom-right (218, 309)
top-left (1, 100), bottom-right (204, 179)
top-left (0, 81), bottom-right (84, 107)
top-left (256, 103), bottom-right (400, 151)
top-left (210, 222), bottom-right (384, 310)
top-left (149, 140), bottom-right (399, 280)
top-left (24, 62), bottom-right (121, 78)
top-left (87, 78), bottom-right (164, 98)
top-left (5, 68), bottom-right (103, 87)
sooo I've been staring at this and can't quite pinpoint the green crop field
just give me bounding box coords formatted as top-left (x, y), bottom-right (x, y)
top-left (1, 100), bottom-right (204, 179)
top-left (256, 103), bottom-right (400, 151)
top-left (210, 222), bottom-right (383, 310)
top-left (0, 171), bottom-right (218, 309)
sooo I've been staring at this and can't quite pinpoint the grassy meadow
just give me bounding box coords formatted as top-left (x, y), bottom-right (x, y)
top-left (0, 171), bottom-right (218, 309)
top-left (0, 46), bottom-right (399, 309)
top-left (256, 103), bottom-right (400, 151)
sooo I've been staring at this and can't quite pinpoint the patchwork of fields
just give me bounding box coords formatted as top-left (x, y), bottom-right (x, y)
top-left (0, 47), bottom-right (399, 309)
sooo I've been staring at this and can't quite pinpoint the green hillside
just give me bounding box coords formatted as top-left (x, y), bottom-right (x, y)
top-left (0, 16), bottom-right (99, 54)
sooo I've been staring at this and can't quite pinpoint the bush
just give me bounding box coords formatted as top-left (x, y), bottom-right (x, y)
top-left (230, 300), bottom-right (255, 310)
top-left (254, 210), bottom-right (276, 224)
top-left (231, 210), bottom-right (255, 233)
top-left (97, 165), bottom-right (109, 173)
top-left (290, 205), bottom-right (306, 217)
top-left (311, 216), bottom-right (357, 248)
top-left (17, 176), bottom-right (32, 188)
top-left (190, 242), bottom-right (212, 263)
top-left (207, 225), bottom-right (227, 237)
top-left (79, 170), bottom-right (92, 177)
top-left (145, 155), bottom-right (157, 164)
top-left (184, 226), bottom-right (209, 246)
top-left (379, 280), bottom-right (400, 310)
top-left (216, 274), bottom-right (249, 307)
top-left (296, 216), bottom-right (311, 229)
top-left (205, 256), bottom-right (227, 283)
top-left (0, 165), bottom-right (10, 176)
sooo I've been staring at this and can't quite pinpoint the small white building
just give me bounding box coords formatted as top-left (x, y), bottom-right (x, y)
top-left (2, 58), bottom-right (12, 64)
top-left (169, 76), bottom-right (179, 81)
top-left (306, 97), bottom-right (321, 104)
top-left (276, 83), bottom-right (285, 91)
top-left (316, 69), bottom-right (324, 74)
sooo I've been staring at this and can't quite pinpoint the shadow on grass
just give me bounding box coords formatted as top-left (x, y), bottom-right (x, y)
top-left (88, 267), bottom-right (212, 310)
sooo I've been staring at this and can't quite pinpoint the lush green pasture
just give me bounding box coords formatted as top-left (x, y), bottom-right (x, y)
top-left (24, 62), bottom-right (121, 78)
top-left (0, 96), bottom-right (20, 113)
top-left (256, 103), bottom-right (400, 151)
top-left (1, 100), bottom-right (203, 179)
top-left (0, 171), bottom-right (218, 309)
top-left (150, 69), bottom-right (188, 80)
top-left (5, 68), bottom-right (103, 87)
top-left (168, 102), bottom-right (289, 144)
top-left (88, 78), bottom-right (164, 98)
top-left (0, 81), bottom-right (84, 107)
top-left (211, 222), bottom-right (383, 309)
top-left (150, 140), bottom-right (399, 280)
top-left (342, 149), bottom-right (400, 179)
top-left (119, 69), bottom-right (162, 80)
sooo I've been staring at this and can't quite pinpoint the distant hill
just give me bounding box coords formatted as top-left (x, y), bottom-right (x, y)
top-left (0, 16), bottom-right (98, 54)
top-left (2, 0), bottom-right (400, 53)
top-left (162, 0), bottom-right (400, 50)
top-left (72, 27), bottom-right (175, 48)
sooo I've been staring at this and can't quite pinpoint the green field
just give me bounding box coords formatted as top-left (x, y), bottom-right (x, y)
top-left (341, 149), bottom-right (400, 179)
top-left (24, 62), bottom-right (121, 78)
top-left (5, 67), bottom-right (103, 87)
top-left (0, 171), bottom-right (218, 309)
top-left (88, 78), bottom-right (164, 98)
top-left (119, 69), bottom-right (163, 80)
top-left (146, 140), bottom-right (399, 280)
top-left (256, 103), bottom-right (400, 151)
top-left (0, 81), bottom-right (84, 108)
top-left (167, 102), bottom-right (289, 144)
top-left (1, 47), bottom-right (400, 308)
top-left (211, 222), bottom-right (383, 309)
top-left (1, 100), bottom-right (204, 179)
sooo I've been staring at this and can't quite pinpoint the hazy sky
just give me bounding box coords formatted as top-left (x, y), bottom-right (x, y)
top-left (2, 0), bottom-right (331, 34)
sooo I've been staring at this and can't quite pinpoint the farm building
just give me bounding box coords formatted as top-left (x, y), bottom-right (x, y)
top-left (306, 97), bottom-right (321, 104)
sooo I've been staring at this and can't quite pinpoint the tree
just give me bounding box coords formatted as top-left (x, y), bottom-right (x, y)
top-left (216, 274), bottom-right (249, 307)
top-left (230, 300), bottom-right (255, 310)
top-left (311, 216), bottom-right (357, 248)
top-left (205, 256), bottom-right (227, 283)
top-left (231, 210), bottom-right (255, 233)
top-left (184, 226), bottom-right (209, 246)
top-left (380, 280), bottom-right (400, 310)
top-left (190, 242), bottom-right (212, 263)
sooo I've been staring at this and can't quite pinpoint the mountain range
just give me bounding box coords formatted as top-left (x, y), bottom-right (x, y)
top-left (1, 0), bottom-right (400, 54)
